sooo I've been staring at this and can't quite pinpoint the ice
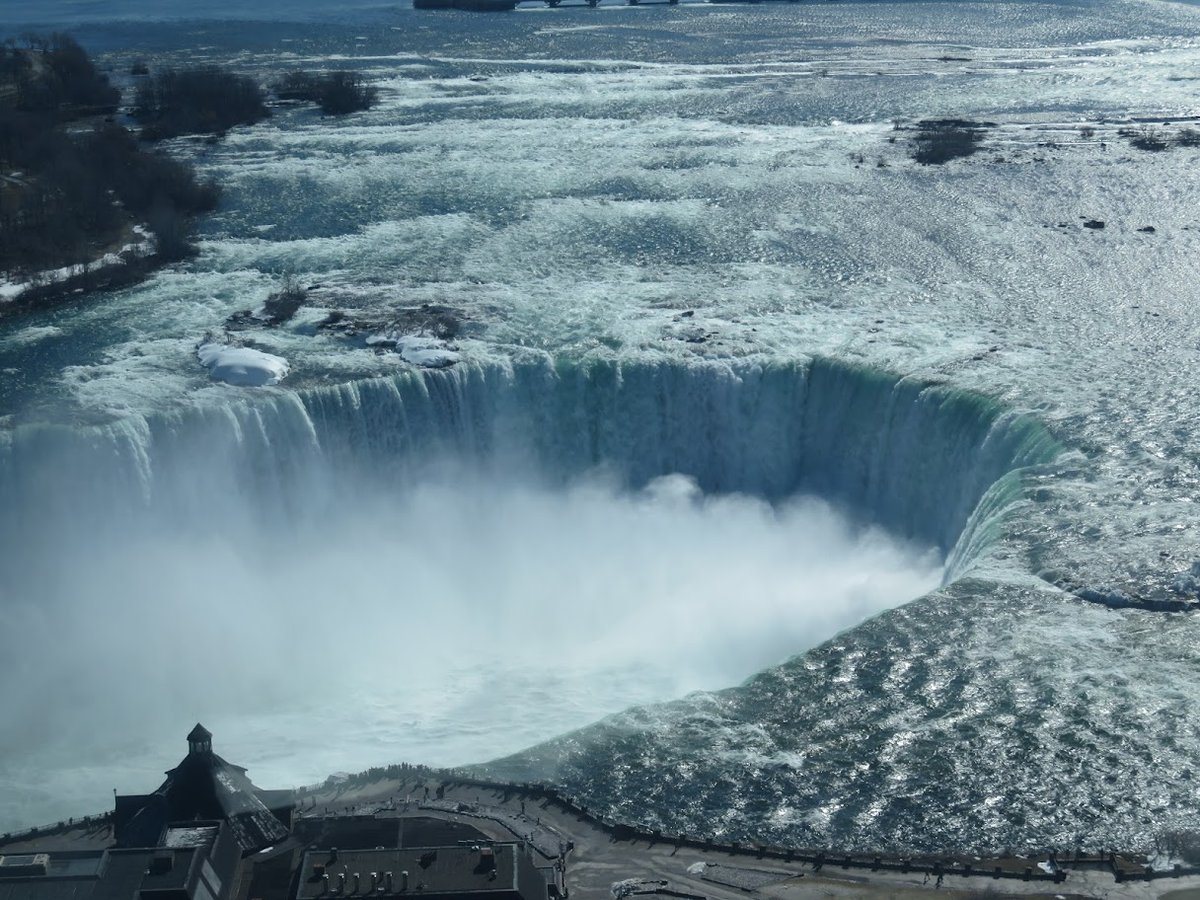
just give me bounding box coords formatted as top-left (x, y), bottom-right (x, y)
top-left (197, 342), bottom-right (290, 386)
top-left (395, 335), bottom-right (460, 368)
top-left (366, 332), bottom-right (461, 367)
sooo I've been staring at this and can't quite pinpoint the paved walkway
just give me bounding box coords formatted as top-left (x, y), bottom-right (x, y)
top-left (418, 797), bottom-right (570, 861)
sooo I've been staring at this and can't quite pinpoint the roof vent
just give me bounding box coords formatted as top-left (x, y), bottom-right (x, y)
top-left (0, 855), bottom-right (49, 878)
top-left (148, 852), bottom-right (174, 876)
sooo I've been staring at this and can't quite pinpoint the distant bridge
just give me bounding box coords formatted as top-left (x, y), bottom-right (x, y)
top-left (521, 0), bottom-right (801, 5)
top-left (415, 0), bottom-right (799, 10)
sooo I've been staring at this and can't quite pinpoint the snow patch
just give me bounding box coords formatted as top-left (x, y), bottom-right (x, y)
top-left (366, 331), bottom-right (460, 368)
top-left (0, 227), bottom-right (155, 304)
top-left (197, 342), bottom-right (290, 386)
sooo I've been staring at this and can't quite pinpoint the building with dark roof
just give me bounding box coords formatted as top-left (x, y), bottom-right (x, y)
top-left (115, 725), bottom-right (294, 856)
top-left (0, 819), bottom-right (239, 900)
top-left (2, 727), bottom-right (553, 900)
top-left (0, 725), bottom-right (295, 900)
top-left (295, 844), bottom-right (546, 900)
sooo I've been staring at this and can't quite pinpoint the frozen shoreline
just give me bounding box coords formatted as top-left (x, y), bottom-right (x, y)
top-left (0, 227), bottom-right (158, 316)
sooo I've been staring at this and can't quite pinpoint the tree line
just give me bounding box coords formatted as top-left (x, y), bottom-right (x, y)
top-left (1, 32), bottom-right (382, 291)
top-left (0, 34), bottom-right (218, 277)
top-left (273, 69), bottom-right (378, 115)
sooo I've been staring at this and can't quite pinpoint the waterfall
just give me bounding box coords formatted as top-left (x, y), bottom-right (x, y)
top-left (0, 355), bottom-right (1060, 572)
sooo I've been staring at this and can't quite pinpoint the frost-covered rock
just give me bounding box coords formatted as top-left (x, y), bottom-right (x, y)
top-left (197, 342), bottom-right (289, 386)
top-left (366, 331), bottom-right (460, 368)
top-left (396, 335), bottom-right (459, 368)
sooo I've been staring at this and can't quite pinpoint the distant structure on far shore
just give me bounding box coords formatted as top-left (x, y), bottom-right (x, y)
top-left (411, 0), bottom-right (800, 9)
top-left (0, 725), bottom-right (552, 900)
top-left (413, 0), bottom-right (522, 11)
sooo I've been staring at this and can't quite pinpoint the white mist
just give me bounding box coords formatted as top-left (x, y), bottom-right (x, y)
top-left (0, 469), bottom-right (940, 831)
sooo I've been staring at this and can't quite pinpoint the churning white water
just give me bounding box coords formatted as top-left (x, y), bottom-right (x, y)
top-left (4, 350), bottom-right (1028, 831)
top-left (0, 464), bottom-right (939, 831)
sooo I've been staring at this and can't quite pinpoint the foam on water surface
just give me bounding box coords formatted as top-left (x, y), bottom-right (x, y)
top-left (0, 466), bottom-right (943, 832)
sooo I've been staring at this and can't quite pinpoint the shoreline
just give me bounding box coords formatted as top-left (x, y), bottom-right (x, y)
top-left (0, 248), bottom-right (173, 320)
top-left (4, 771), bottom-right (1198, 899)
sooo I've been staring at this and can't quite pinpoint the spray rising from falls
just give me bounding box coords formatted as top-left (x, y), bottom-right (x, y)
top-left (0, 356), bottom-right (1058, 558)
top-left (0, 355), bottom-right (1058, 830)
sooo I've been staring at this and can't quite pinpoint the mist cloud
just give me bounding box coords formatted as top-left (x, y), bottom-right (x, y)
top-left (0, 467), bottom-right (940, 829)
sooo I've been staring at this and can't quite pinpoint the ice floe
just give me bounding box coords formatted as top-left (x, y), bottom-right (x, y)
top-left (366, 331), bottom-right (460, 368)
top-left (197, 342), bottom-right (290, 386)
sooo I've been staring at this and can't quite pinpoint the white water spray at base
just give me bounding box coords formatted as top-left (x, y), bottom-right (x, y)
top-left (0, 469), bottom-right (940, 832)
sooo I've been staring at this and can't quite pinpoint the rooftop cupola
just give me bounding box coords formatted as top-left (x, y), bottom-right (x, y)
top-left (187, 723), bottom-right (213, 756)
